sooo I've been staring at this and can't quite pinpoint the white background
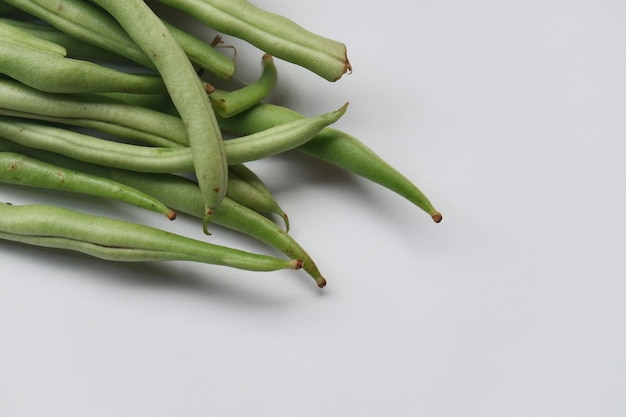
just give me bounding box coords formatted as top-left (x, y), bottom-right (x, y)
top-left (2, 1), bottom-right (626, 416)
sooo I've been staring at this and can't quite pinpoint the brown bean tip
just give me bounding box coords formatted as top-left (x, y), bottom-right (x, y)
top-left (431, 212), bottom-right (443, 223)
top-left (166, 210), bottom-right (177, 221)
top-left (315, 276), bottom-right (327, 288)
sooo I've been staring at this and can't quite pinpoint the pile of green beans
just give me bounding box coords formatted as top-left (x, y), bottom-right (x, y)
top-left (0, 0), bottom-right (441, 289)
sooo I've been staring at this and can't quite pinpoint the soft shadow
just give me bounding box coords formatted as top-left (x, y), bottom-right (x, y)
top-left (0, 240), bottom-right (300, 308)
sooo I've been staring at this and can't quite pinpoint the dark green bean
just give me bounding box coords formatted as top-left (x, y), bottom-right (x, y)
top-left (217, 103), bottom-right (443, 223)
top-left (0, 2), bottom-right (16, 13)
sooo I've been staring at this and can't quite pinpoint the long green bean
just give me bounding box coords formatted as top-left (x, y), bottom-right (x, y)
top-left (217, 103), bottom-right (443, 223)
top-left (0, 201), bottom-right (301, 272)
top-left (0, 104), bottom-right (347, 172)
top-left (92, 0), bottom-right (228, 233)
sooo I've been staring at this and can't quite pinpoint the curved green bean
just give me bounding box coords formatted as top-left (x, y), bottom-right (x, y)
top-left (0, 151), bottom-right (176, 219)
top-left (0, 19), bottom-right (66, 55)
top-left (155, 0), bottom-right (351, 81)
top-left (0, 202), bottom-right (301, 272)
top-left (210, 54), bottom-right (278, 118)
top-left (0, 41), bottom-right (167, 94)
top-left (92, 0), bottom-right (228, 233)
top-left (217, 103), bottom-right (443, 223)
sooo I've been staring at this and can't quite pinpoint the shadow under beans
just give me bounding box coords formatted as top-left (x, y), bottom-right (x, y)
top-left (0, 239), bottom-right (298, 307)
top-left (249, 149), bottom-right (368, 196)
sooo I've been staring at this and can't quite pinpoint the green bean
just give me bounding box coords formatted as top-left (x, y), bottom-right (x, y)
top-left (217, 103), bottom-right (443, 223)
top-left (100, 173), bottom-right (327, 288)
top-left (0, 201), bottom-right (301, 272)
top-left (88, 166), bottom-right (325, 286)
top-left (209, 54), bottom-right (278, 118)
top-left (98, 91), bottom-right (178, 117)
top-left (0, 18), bottom-right (127, 62)
top-left (0, 138), bottom-right (326, 287)
top-left (155, 0), bottom-right (351, 81)
top-left (92, 0), bottom-right (228, 233)
top-left (2, 1), bottom-right (235, 79)
top-left (228, 163), bottom-right (289, 232)
top-left (3, 0), bottom-right (154, 67)
top-left (0, 41), bottom-right (167, 94)
top-left (0, 104), bottom-right (347, 172)
top-left (0, 19), bottom-right (66, 55)
top-left (0, 78), bottom-right (188, 147)
top-left (222, 102), bottom-right (348, 165)
top-left (161, 19), bottom-right (235, 80)
top-left (0, 151), bottom-right (176, 219)
top-left (0, 109), bottom-right (183, 149)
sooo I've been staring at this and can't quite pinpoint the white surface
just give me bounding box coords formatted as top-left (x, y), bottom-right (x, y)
top-left (2, 1), bottom-right (626, 416)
